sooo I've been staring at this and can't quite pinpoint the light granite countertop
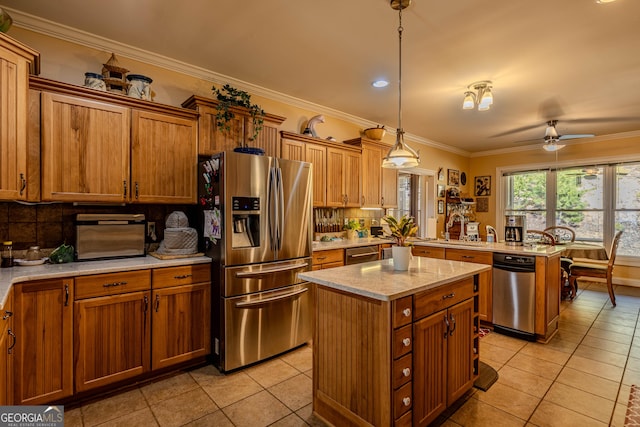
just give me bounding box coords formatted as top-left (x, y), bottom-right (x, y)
top-left (311, 237), bottom-right (393, 251)
top-left (299, 257), bottom-right (491, 301)
top-left (0, 255), bottom-right (211, 307)
top-left (412, 239), bottom-right (566, 257)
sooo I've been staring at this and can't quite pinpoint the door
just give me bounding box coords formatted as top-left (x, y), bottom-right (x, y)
top-left (446, 298), bottom-right (475, 404)
top-left (74, 291), bottom-right (151, 392)
top-left (152, 283), bottom-right (210, 370)
top-left (41, 92), bottom-right (130, 202)
top-left (131, 110), bottom-right (197, 203)
top-left (223, 283), bottom-right (311, 371)
top-left (276, 157), bottom-right (312, 261)
top-left (413, 309), bottom-right (447, 427)
top-left (14, 278), bottom-right (73, 405)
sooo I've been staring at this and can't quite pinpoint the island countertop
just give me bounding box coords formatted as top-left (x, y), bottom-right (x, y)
top-left (299, 257), bottom-right (491, 301)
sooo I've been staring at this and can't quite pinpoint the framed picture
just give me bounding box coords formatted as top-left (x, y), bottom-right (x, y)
top-left (437, 184), bottom-right (445, 198)
top-left (447, 169), bottom-right (460, 186)
top-left (476, 197), bottom-right (489, 212)
top-left (437, 200), bottom-right (444, 214)
top-left (437, 167), bottom-right (445, 182)
top-left (474, 176), bottom-right (491, 196)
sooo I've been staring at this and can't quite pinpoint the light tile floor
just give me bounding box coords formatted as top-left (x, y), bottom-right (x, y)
top-left (64, 280), bottom-right (640, 426)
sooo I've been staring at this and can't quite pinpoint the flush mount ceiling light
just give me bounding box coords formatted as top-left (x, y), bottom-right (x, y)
top-left (462, 80), bottom-right (494, 111)
top-left (372, 79), bottom-right (389, 88)
top-left (382, 0), bottom-right (420, 169)
top-left (596, 0), bottom-right (616, 3)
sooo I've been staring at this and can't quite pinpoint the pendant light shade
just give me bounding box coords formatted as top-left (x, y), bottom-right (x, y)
top-left (382, 0), bottom-right (419, 169)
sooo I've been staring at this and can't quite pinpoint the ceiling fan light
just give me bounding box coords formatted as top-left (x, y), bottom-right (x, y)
top-left (543, 142), bottom-right (565, 152)
top-left (462, 92), bottom-right (475, 109)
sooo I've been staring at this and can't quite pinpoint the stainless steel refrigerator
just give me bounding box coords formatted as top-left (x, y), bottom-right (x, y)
top-left (198, 151), bottom-right (313, 372)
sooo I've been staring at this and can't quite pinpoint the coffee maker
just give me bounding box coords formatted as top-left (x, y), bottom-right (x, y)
top-left (504, 215), bottom-right (526, 246)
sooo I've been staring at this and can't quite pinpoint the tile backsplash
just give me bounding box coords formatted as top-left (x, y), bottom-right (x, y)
top-left (0, 202), bottom-right (197, 251)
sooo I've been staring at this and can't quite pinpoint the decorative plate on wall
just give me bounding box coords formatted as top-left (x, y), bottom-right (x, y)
top-left (460, 172), bottom-right (467, 185)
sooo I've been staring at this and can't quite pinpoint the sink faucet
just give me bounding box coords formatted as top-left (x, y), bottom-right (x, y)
top-left (446, 212), bottom-right (466, 241)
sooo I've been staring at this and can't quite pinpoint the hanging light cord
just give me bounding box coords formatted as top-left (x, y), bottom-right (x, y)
top-left (397, 5), bottom-right (403, 135)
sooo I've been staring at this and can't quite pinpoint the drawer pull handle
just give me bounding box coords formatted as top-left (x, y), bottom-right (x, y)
top-left (402, 338), bottom-right (411, 347)
top-left (155, 294), bottom-right (160, 312)
top-left (442, 292), bottom-right (455, 299)
top-left (402, 368), bottom-right (411, 377)
top-left (462, 255), bottom-right (475, 259)
top-left (64, 284), bottom-right (69, 306)
top-left (316, 256), bottom-right (326, 261)
top-left (103, 281), bottom-right (128, 288)
top-left (402, 397), bottom-right (411, 407)
top-left (402, 308), bottom-right (411, 317)
top-left (174, 274), bottom-right (192, 279)
top-left (7, 329), bottom-right (16, 354)
top-left (2, 310), bottom-right (12, 320)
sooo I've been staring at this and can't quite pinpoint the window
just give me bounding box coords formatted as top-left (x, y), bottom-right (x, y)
top-left (503, 162), bottom-right (640, 260)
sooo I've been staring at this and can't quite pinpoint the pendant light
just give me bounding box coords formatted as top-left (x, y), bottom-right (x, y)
top-left (382, 0), bottom-right (420, 169)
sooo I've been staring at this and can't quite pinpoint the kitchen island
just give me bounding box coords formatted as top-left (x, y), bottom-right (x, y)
top-left (299, 257), bottom-right (490, 427)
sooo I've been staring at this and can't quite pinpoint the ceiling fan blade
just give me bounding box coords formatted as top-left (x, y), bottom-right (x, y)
top-left (491, 123), bottom-right (544, 138)
top-left (558, 134), bottom-right (595, 140)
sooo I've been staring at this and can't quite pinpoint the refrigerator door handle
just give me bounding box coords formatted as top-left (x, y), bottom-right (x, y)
top-left (277, 166), bottom-right (285, 251)
top-left (268, 166), bottom-right (278, 251)
top-left (235, 262), bottom-right (310, 278)
top-left (234, 287), bottom-right (308, 308)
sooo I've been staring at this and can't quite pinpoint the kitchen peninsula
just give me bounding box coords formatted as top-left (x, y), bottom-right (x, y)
top-left (299, 257), bottom-right (490, 427)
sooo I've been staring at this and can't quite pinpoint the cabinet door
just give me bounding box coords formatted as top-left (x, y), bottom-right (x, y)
top-left (281, 138), bottom-right (305, 161)
top-left (14, 278), bottom-right (73, 405)
top-left (343, 150), bottom-right (361, 208)
top-left (0, 288), bottom-right (14, 405)
top-left (41, 92), bottom-right (130, 202)
top-left (446, 298), bottom-right (475, 405)
top-left (194, 104), bottom-right (244, 156)
top-left (75, 291), bottom-right (151, 392)
top-left (151, 283), bottom-right (210, 370)
top-left (0, 46), bottom-right (31, 200)
top-left (131, 110), bottom-right (197, 203)
top-left (381, 167), bottom-right (398, 208)
top-left (361, 144), bottom-right (382, 208)
top-left (326, 147), bottom-right (360, 207)
top-left (306, 143), bottom-right (327, 207)
top-left (250, 118), bottom-right (280, 157)
top-left (413, 309), bottom-right (447, 427)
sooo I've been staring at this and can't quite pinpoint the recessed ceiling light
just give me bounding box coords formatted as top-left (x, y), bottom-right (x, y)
top-left (596, 0), bottom-right (616, 3)
top-left (372, 80), bottom-right (389, 88)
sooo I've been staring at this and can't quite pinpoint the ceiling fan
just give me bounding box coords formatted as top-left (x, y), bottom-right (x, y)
top-left (542, 120), bottom-right (594, 151)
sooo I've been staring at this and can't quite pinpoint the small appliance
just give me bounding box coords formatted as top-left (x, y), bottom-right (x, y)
top-left (75, 214), bottom-right (146, 260)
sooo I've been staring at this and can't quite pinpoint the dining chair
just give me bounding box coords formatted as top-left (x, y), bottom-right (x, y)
top-left (543, 226), bottom-right (576, 243)
top-left (526, 230), bottom-right (556, 245)
top-left (568, 230), bottom-right (623, 306)
top-left (544, 226), bottom-right (576, 298)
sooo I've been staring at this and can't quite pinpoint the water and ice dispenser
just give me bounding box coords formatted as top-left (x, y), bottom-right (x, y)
top-left (231, 196), bottom-right (260, 248)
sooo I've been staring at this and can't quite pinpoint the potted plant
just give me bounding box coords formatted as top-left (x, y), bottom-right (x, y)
top-left (344, 219), bottom-right (360, 240)
top-left (212, 84), bottom-right (265, 150)
top-left (382, 214), bottom-right (418, 270)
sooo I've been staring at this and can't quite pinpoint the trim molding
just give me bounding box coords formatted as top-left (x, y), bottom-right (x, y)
top-left (7, 7), bottom-right (469, 157)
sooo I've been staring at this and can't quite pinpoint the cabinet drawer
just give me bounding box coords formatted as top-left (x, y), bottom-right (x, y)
top-left (412, 246), bottom-right (445, 259)
top-left (75, 270), bottom-right (151, 299)
top-left (393, 324), bottom-right (412, 359)
top-left (394, 381), bottom-right (412, 420)
top-left (414, 277), bottom-right (474, 320)
top-left (393, 353), bottom-right (412, 390)
top-left (393, 296), bottom-right (413, 328)
top-left (445, 249), bottom-right (492, 265)
top-left (395, 410), bottom-right (412, 427)
top-left (152, 264), bottom-right (211, 289)
top-left (321, 260), bottom-right (344, 269)
top-left (312, 249), bottom-right (343, 266)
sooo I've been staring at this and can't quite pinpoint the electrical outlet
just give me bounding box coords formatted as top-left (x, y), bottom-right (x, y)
top-left (147, 222), bottom-right (156, 237)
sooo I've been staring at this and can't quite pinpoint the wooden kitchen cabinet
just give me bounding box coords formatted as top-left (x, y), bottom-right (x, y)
top-left (344, 137), bottom-right (398, 208)
top-left (281, 133), bottom-right (327, 207)
top-left (40, 92), bottom-right (131, 202)
top-left (131, 110), bottom-right (197, 203)
top-left (311, 249), bottom-right (344, 270)
top-left (74, 270), bottom-right (151, 392)
top-left (0, 288), bottom-right (14, 405)
top-left (412, 245), bottom-right (446, 259)
top-left (181, 95), bottom-right (285, 157)
top-left (326, 146), bottom-right (361, 208)
top-left (14, 278), bottom-right (74, 405)
top-left (446, 248), bottom-right (493, 323)
top-left (0, 33), bottom-right (39, 201)
top-left (151, 264), bottom-right (211, 370)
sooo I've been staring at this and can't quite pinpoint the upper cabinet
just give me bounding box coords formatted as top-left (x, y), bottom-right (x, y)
top-left (31, 77), bottom-right (198, 204)
top-left (182, 95), bottom-right (285, 157)
top-left (0, 32), bottom-right (40, 201)
top-left (281, 132), bottom-right (361, 208)
top-left (344, 137), bottom-right (398, 209)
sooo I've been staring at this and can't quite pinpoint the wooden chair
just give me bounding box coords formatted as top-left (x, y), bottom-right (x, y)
top-left (526, 230), bottom-right (556, 246)
top-left (568, 230), bottom-right (623, 306)
top-left (544, 226), bottom-right (576, 298)
top-left (544, 226), bottom-right (576, 243)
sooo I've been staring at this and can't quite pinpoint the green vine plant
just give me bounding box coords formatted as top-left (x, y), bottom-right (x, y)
top-left (212, 84), bottom-right (265, 145)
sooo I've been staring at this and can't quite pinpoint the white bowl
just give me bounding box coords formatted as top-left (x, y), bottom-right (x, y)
top-left (14, 258), bottom-right (48, 266)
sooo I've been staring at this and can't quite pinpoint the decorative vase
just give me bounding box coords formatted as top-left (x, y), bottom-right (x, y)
top-left (391, 246), bottom-right (412, 271)
top-left (0, 8), bottom-right (13, 33)
top-left (347, 229), bottom-right (358, 240)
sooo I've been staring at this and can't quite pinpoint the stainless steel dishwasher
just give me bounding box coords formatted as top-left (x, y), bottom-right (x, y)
top-left (345, 245), bottom-right (380, 265)
top-left (492, 253), bottom-right (536, 340)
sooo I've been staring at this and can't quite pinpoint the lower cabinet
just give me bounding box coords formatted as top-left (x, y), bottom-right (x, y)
top-left (74, 270), bottom-right (151, 392)
top-left (312, 249), bottom-right (344, 270)
top-left (150, 264), bottom-right (211, 370)
top-left (14, 278), bottom-right (74, 405)
top-left (0, 288), bottom-right (14, 405)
